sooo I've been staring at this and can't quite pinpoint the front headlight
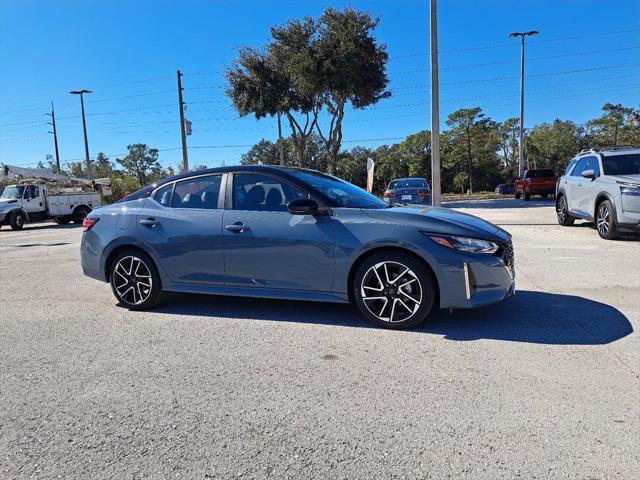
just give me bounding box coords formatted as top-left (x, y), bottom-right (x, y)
top-left (424, 233), bottom-right (499, 254)
top-left (617, 182), bottom-right (640, 196)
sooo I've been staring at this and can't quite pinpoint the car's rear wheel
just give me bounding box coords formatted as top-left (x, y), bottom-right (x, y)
top-left (110, 250), bottom-right (163, 310)
top-left (514, 192), bottom-right (521, 199)
top-left (556, 195), bottom-right (574, 226)
top-left (524, 190), bottom-right (531, 201)
top-left (352, 252), bottom-right (435, 329)
top-left (596, 200), bottom-right (619, 240)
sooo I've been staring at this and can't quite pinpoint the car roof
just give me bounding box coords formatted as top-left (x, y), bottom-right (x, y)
top-left (118, 165), bottom-right (326, 203)
top-left (576, 147), bottom-right (640, 157)
top-left (153, 164), bottom-right (321, 188)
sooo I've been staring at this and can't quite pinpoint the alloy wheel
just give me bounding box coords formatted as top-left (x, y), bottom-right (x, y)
top-left (360, 261), bottom-right (422, 323)
top-left (113, 256), bottom-right (153, 305)
top-left (597, 203), bottom-right (610, 237)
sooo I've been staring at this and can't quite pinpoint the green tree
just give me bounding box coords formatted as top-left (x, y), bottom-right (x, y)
top-left (116, 144), bottom-right (162, 186)
top-left (92, 152), bottom-right (114, 178)
top-left (240, 135), bottom-right (328, 170)
top-left (444, 107), bottom-right (500, 193)
top-left (527, 120), bottom-right (585, 174)
top-left (587, 103), bottom-right (639, 146)
top-left (227, 18), bottom-right (317, 165)
top-left (226, 7), bottom-right (389, 173)
top-left (313, 8), bottom-right (390, 173)
top-left (66, 161), bottom-right (85, 178)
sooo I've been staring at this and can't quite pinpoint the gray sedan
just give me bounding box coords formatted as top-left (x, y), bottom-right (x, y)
top-left (80, 166), bottom-right (514, 329)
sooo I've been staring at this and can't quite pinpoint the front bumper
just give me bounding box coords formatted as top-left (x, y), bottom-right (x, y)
top-left (437, 238), bottom-right (516, 309)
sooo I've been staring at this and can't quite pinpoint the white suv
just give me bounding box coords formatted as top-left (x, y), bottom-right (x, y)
top-left (556, 147), bottom-right (640, 240)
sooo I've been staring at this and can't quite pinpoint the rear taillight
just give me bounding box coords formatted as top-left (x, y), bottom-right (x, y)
top-left (417, 191), bottom-right (430, 196)
top-left (82, 217), bottom-right (99, 231)
top-left (384, 192), bottom-right (397, 198)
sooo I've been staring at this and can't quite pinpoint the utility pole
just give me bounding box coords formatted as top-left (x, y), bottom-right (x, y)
top-left (70, 89), bottom-right (92, 180)
top-left (177, 70), bottom-right (189, 172)
top-left (509, 30), bottom-right (539, 177)
top-left (47, 101), bottom-right (61, 172)
top-left (429, 0), bottom-right (441, 206)
top-left (277, 112), bottom-right (284, 166)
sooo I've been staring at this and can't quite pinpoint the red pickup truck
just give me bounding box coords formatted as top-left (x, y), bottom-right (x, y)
top-left (514, 168), bottom-right (557, 201)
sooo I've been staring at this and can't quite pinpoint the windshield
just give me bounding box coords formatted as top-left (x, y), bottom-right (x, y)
top-left (1, 186), bottom-right (25, 200)
top-left (601, 153), bottom-right (640, 176)
top-left (389, 179), bottom-right (429, 189)
top-left (290, 170), bottom-right (389, 209)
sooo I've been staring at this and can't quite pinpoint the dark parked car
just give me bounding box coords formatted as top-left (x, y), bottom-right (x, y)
top-left (514, 169), bottom-right (557, 200)
top-left (81, 166), bottom-right (515, 329)
top-left (495, 183), bottom-right (515, 195)
top-left (383, 177), bottom-right (431, 205)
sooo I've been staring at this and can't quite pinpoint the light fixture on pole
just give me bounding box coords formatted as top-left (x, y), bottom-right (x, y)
top-left (508, 30), bottom-right (539, 177)
top-left (69, 89), bottom-right (93, 179)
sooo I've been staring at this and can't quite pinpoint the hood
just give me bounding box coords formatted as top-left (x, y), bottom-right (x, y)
top-left (362, 205), bottom-right (510, 242)
top-left (607, 174), bottom-right (640, 185)
top-left (0, 199), bottom-right (18, 210)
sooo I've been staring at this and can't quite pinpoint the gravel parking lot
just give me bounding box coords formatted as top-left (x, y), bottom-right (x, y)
top-left (1, 198), bottom-right (638, 479)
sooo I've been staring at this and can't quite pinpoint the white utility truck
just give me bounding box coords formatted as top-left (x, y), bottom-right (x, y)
top-left (0, 164), bottom-right (111, 230)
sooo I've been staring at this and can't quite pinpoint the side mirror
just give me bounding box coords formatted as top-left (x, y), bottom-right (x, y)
top-left (288, 198), bottom-right (320, 215)
top-left (581, 169), bottom-right (595, 179)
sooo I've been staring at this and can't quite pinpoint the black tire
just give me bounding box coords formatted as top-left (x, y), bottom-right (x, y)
top-left (524, 190), bottom-right (531, 201)
top-left (596, 199), bottom-right (619, 240)
top-left (53, 216), bottom-right (72, 225)
top-left (9, 211), bottom-right (26, 230)
top-left (72, 206), bottom-right (90, 224)
top-left (514, 192), bottom-right (521, 199)
top-left (109, 250), bottom-right (163, 310)
top-left (352, 251), bottom-right (436, 329)
top-left (556, 195), bottom-right (575, 226)
top-left (541, 193), bottom-right (548, 199)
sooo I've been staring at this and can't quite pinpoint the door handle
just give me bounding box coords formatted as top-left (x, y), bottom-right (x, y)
top-left (140, 218), bottom-right (159, 227)
top-left (225, 222), bottom-right (247, 233)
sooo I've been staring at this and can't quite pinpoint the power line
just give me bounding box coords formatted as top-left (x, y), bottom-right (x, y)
top-left (392, 27), bottom-right (640, 57)
top-left (391, 46), bottom-right (640, 75)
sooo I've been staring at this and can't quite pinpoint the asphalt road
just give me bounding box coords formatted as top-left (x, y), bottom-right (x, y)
top-left (1, 198), bottom-right (638, 479)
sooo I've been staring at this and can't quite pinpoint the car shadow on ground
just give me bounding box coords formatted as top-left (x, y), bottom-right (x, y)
top-left (154, 290), bottom-right (632, 345)
top-left (443, 198), bottom-right (555, 209)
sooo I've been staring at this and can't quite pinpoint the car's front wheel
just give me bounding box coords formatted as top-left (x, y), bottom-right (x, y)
top-left (352, 252), bottom-right (436, 329)
top-left (9, 211), bottom-right (25, 230)
top-left (596, 200), bottom-right (619, 240)
top-left (110, 250), bottom-right (163, 310)
top-left (556, 195), bottom-right (574, 226)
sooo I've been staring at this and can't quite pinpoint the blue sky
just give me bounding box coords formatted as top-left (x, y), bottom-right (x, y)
top-left (1, 0), bottom-right (639, 169)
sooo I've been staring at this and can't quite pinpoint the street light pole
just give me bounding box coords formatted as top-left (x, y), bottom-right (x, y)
top-left (70, 89), bottom-right (93, 180)
top-left (509, 30), bottom-right (539, 177)
top-left (429, 0), bottom-right (441, 206)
